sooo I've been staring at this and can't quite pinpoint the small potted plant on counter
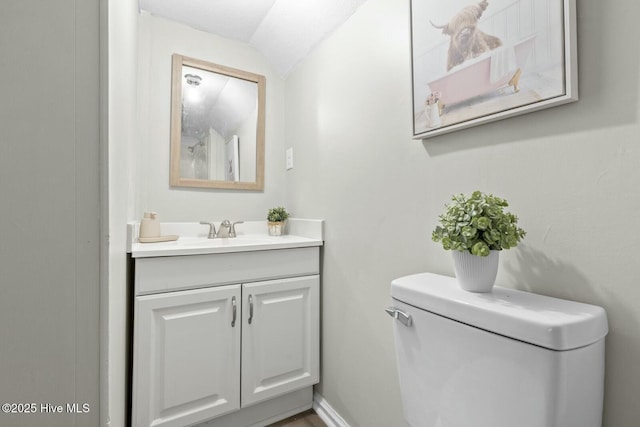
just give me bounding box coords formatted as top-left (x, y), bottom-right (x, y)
top-left (432, 191), bottom-right (526, 292)
top-left (267, 206), bottom-right (289, 236)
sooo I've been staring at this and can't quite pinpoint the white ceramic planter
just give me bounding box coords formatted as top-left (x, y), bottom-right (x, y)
top-left (268, 221), bottom-right (285, 236)
top-left (452, 250), bottom-right (499, 292)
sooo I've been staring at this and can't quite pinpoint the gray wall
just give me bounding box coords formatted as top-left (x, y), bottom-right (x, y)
top-left (285, 0), bottom-right (640, 426)
top-left (0, 1), bottom-right (101, 426)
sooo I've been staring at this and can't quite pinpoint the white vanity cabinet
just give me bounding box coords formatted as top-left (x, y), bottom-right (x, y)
top-left (131, 246), bottom-right (321, 427)
top-left (241, 276), bottom-right (319, 407)
top-left (134, 285), bottom-right (242, 427)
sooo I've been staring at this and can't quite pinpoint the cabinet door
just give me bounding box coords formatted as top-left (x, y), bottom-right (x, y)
top-left (132, 285), bottom-right (241, 427)
top-left (241, 275), bottom-right (319, 407)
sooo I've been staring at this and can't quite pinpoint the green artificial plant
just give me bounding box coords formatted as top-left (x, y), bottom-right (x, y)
top-left (267, 206), bottom-right (289, 223)
top-left (432, 191), bottom-right (526, 257)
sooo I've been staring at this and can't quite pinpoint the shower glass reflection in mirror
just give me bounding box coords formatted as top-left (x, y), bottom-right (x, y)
top-left (170, 54), bottom-right (265, 190)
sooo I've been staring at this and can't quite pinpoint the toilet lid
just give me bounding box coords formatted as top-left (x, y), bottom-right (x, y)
top-left (391, 272), bottom-right (608, 351)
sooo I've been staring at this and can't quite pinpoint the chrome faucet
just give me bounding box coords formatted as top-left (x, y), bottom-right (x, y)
top-left (199, 221), bottom-right (217, 239)
top-left (200, 220), bottom-right (244, 238)
top-left (216, 220), bottom-right (244, 238)
top-left (216, 220), bottom-right (233, 238)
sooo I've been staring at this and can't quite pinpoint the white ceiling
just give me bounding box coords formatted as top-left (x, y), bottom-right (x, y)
top-left (138, 0), bottom-right (369, 77)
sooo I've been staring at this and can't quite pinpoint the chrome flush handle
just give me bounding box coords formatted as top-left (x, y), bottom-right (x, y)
top-left (385, 307), bottom-right (413, 327)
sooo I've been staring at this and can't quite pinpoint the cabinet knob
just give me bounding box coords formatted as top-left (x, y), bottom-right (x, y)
top-left (248, 294), bottom-right (254, 324)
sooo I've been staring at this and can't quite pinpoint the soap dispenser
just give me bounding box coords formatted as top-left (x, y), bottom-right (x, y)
top-left (138, 212), bottom-right (179, 243)
top-left (139, 212), bottom-right (161, 238)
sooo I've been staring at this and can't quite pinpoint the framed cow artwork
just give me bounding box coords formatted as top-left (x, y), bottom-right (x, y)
top-left (410, 0), bottom-right (578, 139)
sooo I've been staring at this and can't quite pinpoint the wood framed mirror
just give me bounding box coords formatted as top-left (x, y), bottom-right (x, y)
top-left (170, 54), bottom-right (265, 190)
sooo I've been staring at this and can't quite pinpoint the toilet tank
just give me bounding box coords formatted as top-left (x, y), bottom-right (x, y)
top-left (389, 273), bottom-right (608, 427)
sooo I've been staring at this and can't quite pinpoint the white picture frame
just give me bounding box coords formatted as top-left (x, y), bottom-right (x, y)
top-left (411, 0), bottom-right (578, 139)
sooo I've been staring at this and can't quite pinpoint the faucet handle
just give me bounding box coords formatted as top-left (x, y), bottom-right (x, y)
top-left (229, 221), bottom-right (244, 238)
top-left (199, 221), bottom-right (217, 239)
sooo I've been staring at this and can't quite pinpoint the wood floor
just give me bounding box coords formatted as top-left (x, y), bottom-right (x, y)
top-left (267, 409), bottom-right (327, 427)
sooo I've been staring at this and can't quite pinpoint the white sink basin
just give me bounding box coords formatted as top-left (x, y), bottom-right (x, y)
top-left (179, 236), bottom-right (277, 247)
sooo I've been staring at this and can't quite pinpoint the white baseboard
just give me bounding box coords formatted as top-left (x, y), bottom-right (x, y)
top-left (313, 393), bottom-right (350, 427)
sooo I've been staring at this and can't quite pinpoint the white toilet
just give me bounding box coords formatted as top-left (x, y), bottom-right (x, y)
top-left (388, 273), bottom-right (608, 427)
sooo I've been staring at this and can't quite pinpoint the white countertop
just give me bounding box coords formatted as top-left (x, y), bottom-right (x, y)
top-left (128, 219), bottom-right (324, 258)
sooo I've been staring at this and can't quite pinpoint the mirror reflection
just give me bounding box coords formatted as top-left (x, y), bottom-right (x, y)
top-left (170, 54), bottom-right (265, 190)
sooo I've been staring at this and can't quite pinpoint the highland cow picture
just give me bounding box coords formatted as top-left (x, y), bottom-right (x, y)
top-left (411, 0), bottom-right (578, 138)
